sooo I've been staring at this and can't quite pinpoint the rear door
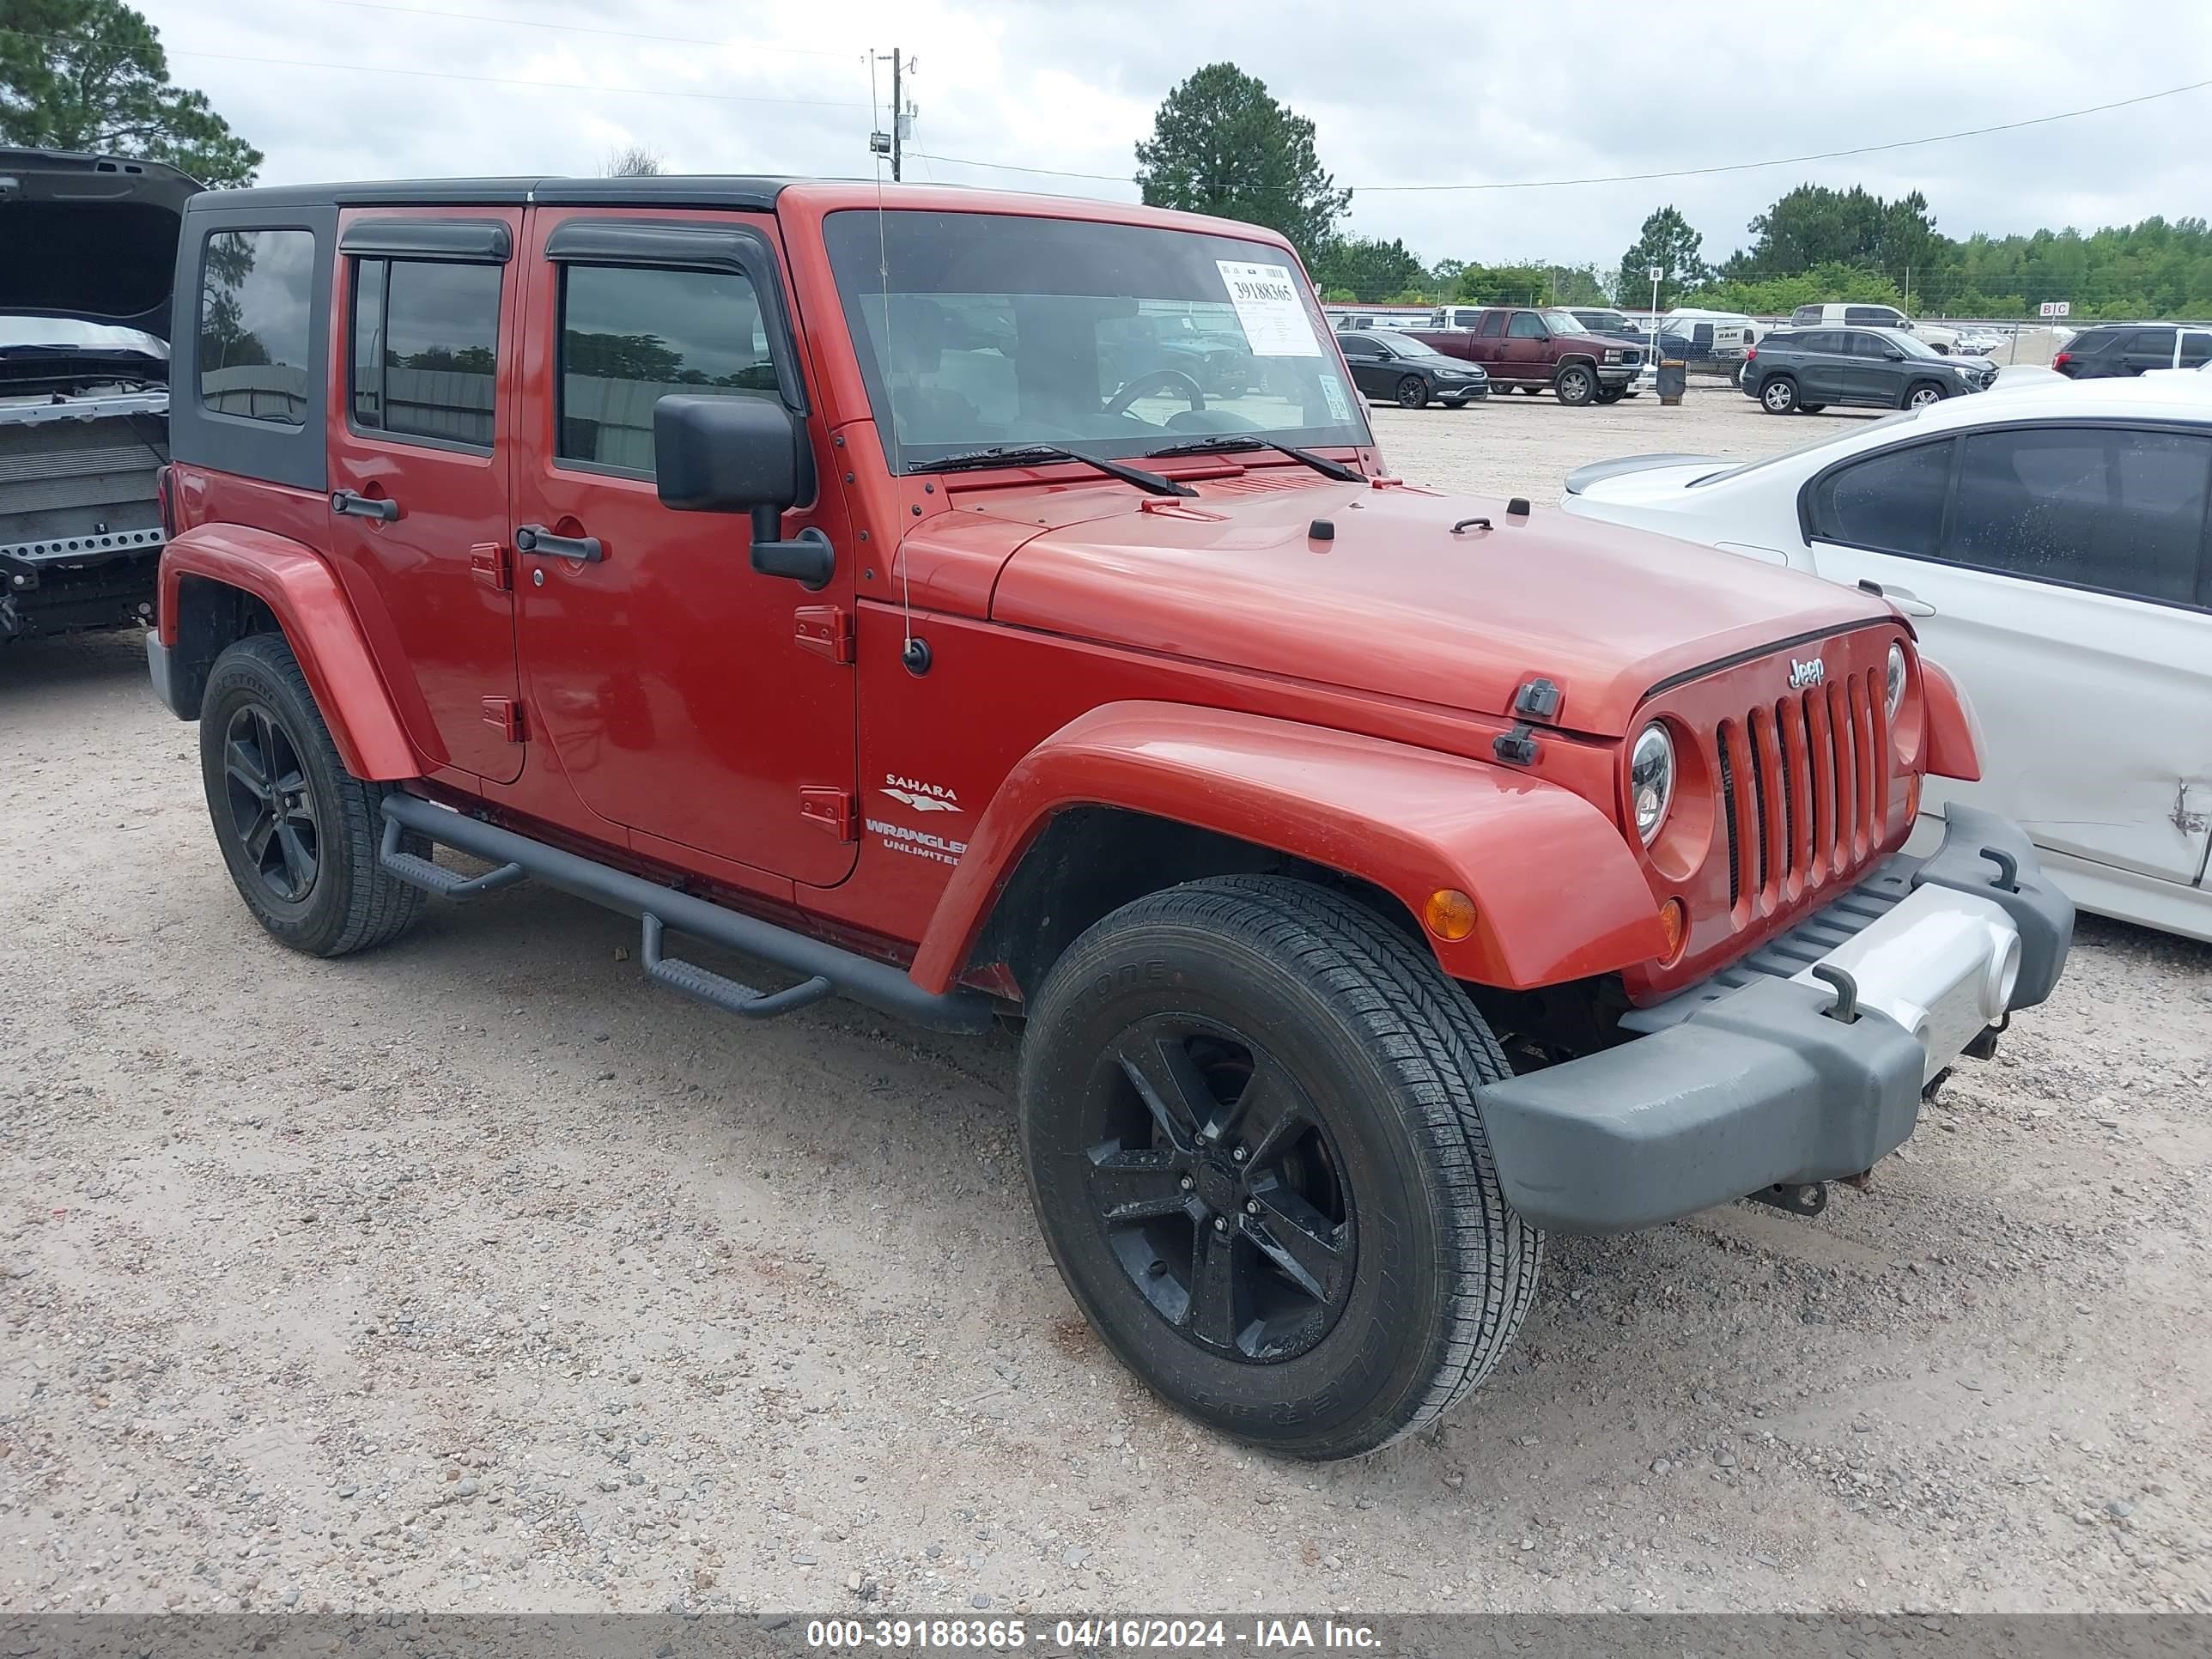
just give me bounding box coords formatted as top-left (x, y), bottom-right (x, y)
top-left (1336, 332), bottom-right (1389, 398)
top-left (1795, 331), bottom-right (1848, 401)
top-left (507, 206), bottom-right (860, 887)
top-left (1802, 423), bottom-right (2212, 886)
top-left (326, 209), bottom-right (526, 783)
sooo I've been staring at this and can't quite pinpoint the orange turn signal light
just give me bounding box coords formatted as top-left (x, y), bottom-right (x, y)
top-left (1657, 896), bottom-right (1688, 964)
top-left (1904, 773), bottom-right (1923, 821)
top-left (1424, 888), bottom-right (1479, 942)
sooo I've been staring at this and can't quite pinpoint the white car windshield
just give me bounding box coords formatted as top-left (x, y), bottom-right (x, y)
top-left (824, 210), bottom-right (1372, 468)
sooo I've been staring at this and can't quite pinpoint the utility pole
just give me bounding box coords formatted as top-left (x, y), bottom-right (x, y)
top-left (870, 48), bottom-right (909, 180)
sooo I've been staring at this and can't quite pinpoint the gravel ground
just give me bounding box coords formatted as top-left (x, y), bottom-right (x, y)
top-left (4, 386), bottom-right (2209, 1619)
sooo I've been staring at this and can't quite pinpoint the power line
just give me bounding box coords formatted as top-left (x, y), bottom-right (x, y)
top-left (289, 0), bottom-right (851, 58)
top-left (0, 27), bottom-right (871, 109)
top-left (914, 73), bottom-right (2212, 194)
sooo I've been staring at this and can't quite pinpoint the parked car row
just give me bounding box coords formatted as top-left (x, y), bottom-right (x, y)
top-left (1565, 375), bottom-right (2212, 941)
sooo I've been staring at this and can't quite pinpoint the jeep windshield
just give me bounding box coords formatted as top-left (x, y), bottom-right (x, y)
top-left (823, 209), bottom-right (1371, 471)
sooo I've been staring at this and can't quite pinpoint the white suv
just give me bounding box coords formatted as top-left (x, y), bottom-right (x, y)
top-left (1790, 302), bottom-right (1960, 354)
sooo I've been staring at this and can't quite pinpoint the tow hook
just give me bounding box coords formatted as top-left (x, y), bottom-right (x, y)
top-left (1747, 1182), bottom-right (1828, 1218)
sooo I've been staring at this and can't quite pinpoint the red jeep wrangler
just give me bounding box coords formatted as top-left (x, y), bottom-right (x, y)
top-left (147, 177), bottom-right (2072, 1460)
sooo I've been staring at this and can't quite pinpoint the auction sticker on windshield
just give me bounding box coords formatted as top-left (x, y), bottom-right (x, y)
top-left (1216, 261), bottom-right (1320, 356)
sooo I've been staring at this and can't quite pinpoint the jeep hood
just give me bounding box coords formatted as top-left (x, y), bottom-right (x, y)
top-left (981, 477), bottom-right (1890, 738)
top-left (0, 149), bottom-right (200, 343)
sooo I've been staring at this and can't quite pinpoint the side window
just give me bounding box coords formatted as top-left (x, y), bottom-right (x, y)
top-left (1844, 306), bottom-right (1895, 327)
top-left (1506, 312), bottom-right (1546, 339)
top-left (1791, 305), bottom-right (1822, 326)
top-left (1452, 308), bottom-right (1480, 330)
top-left (198, 228), bottom-right (315, 425)
top-left (1476, 311), bottom-right (1505, 337)
top-left (556, 264), bottom-right (775, 474)
top-left (1810, 440), bottom-right (1953, 556)
top-left (1847, 331), bottom-right (1890, 357)
top-left (2128, 328), bottom-right (2174, 356)
top-left (1339, 335), bottom-right (1378, 359)
top-left (349, 258), bottom-right (502, 447)
top-left (2181, 331), bottom-right (2212, 368)
top-left (1944, 428), bottom-right (2209, 605)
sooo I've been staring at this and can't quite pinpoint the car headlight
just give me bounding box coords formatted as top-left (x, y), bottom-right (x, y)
top-left (1603, 349), bottom-right (1626, 362)
top-left (1885, 642), bottom-right (1908, 720)
top-left (1630, 722), bottom-right (1675, 845)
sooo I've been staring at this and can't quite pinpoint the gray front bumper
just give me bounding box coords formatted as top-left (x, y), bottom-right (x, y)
top-left (1478, 806), bottom-right (2073, 1234)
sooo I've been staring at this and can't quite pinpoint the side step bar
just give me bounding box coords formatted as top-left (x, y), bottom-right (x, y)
top-left (378, 793), bottom-right (995, 1035)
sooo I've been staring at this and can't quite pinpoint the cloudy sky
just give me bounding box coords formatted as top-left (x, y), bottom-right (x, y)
top-left (139, 0), bottom-right (2212, 274)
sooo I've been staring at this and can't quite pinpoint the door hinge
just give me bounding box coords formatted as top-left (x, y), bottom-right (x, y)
top-left (470, 542), bottom-right (514, 592)
top-left (799, 786), bottom-right (859, 842)
top-left (480, 696), bottom-right (526, 743)
top-left (794, 604), bottom-right (854, 665)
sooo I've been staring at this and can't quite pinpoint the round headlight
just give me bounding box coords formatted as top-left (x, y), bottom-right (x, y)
top-left (1630, 722), bottom-right (1675, 845)
top-left (1885, 641), bottom-right (1908, 720)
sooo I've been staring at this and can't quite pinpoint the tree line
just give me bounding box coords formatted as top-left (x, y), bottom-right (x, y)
top-left (9, 21), bottom-right (2208, 325)
top-left (1136, 64), bottom-right (2212, 322)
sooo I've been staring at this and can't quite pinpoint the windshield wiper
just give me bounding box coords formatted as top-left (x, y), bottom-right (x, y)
top-left (908, 444), bottom-right (1194, 497)
top-left (1144, 434), bottom-right (1361, 482)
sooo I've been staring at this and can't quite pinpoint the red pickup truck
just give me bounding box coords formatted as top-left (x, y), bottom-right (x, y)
top-left (1410, 305), bottom-right (1647, 404)
top-left (146, 175), bottom-right (2070, 1460)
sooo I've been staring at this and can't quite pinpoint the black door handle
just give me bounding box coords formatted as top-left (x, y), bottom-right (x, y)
top-left (515, 524), bottom-right (603, 563)
top-left (331, 489), bottom-right (399, 521)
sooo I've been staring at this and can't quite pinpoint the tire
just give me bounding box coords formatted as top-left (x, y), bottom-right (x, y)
top-left (1018, 875), bottom-right (1541, 1461)
top-left (1395, 375), bottom-right (1430, 410)
top-left (198, 631), bottom-right (427, 958)
top-left (1759, 374), bottom-right (1799, 414)
top-left (1593, 386), bottom-right (1626, 404)
top-left (1553, 362), bottom-right (1597, 406)
top-left (1798, 403), bottom-right (1827, 414)
top-left (1905, 380), bottom-right (1947, 410)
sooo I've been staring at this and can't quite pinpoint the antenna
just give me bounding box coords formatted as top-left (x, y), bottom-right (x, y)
top-left (866, 48), bottom-right (918, 665)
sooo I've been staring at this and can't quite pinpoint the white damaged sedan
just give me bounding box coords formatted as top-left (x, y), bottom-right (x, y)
top-left (1561, 377), bottom-right (2212, 941)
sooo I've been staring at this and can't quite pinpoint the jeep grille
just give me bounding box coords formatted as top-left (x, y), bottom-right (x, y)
top-left (1712, 668), bottom-right (1888, 914)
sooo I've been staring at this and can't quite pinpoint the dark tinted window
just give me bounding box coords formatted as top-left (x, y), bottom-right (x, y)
top-left (1797, 331), bottom-right (1844, 355)
top-left (1477, 311), bottom-right (1505, 337)
top-left (1791, 305), bottom-right (1821, 325)
top-left (1844, 306), bottom-right (1899, 327)
top-left (349, 258), bottom-right (501, 447)
top-left (1337, 333), bottom-right (1382, 359)
top-left (1506, 312), bottom-right (1546, 338)
top-left (1944, 427), bottom-right (2209, 605)
top-left (557, 264), bottom-right (775, 473)
top-left (1811, 439), bottom-right (1953, 556)
top-left (198, 229), bottom-right (315, 424)
top-left (2127, 328), bottom-right (2173, 354)
top-left (1847, 331), bottom-right (1897, 358)
top-left (2180, 331), bottom-right (2212, 368)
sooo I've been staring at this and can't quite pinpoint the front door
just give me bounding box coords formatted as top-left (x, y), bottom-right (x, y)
top-left (1498, 311), bottom-right (1549, 386)
top-left (509, 207), bottom-right (859, 888)
top-left (326, 207), bottom-right (525, 783)
top-left (1805, 423), bottom-right (2212, 886)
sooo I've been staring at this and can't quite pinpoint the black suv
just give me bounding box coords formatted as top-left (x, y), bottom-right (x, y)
top-left (1334, 329), bottom-right (1489, 408)
top-left (1742, 326), bottom-right (1993, 415)
top-left (2052, 323), bottom-right (2212, 379)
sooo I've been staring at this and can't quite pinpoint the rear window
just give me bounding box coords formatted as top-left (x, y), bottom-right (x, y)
top-left (349, 258), bottom-right (502, 447)
top-left (198, 228), bottom-right (315, 425)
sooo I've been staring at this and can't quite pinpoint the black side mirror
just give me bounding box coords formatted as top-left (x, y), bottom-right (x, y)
top-left (1883, 348), bottom-right (1905, 361)
top-left (653, 395), bottom-right (833, 588)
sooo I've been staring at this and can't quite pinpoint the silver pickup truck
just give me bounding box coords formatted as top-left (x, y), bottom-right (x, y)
top-left (1, 149), bottom-right (196, 642)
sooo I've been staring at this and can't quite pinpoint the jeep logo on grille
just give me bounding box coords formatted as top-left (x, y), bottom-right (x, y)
top-left (1788, 656), bottom-right (1826, 690)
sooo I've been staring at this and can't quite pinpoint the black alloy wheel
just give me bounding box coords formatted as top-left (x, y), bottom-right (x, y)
top-left (1079, 1014), bottom-right (1355, 1364)
top-left (1395, 374), bottom-right (1430, 410)
top-left (222, 700), bottom-right (321, 906)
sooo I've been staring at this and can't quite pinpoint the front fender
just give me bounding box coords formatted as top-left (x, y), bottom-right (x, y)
top-left (1919, 659), bottom-right (1984, 782)
top-left (159, 526), bottom-right (418, 781)
top-left (910, 702), bottom-right (1667, 994)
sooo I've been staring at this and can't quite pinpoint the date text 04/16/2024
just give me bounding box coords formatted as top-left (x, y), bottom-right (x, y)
top-left (804, 1618), bottom-right (1382, 1650)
